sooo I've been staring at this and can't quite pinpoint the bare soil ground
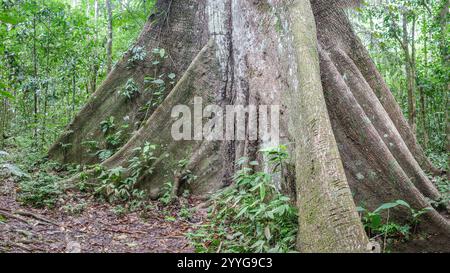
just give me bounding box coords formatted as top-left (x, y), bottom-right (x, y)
top-left (0, 175), bottom-right (205, 253)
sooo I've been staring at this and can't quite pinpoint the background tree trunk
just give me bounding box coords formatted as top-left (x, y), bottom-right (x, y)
top-left (106, 0), bottom-right (113, 74)
top-left (402, 12), bottom-right (417, 134)
top-left (49, 0), bottom-right (449, 252)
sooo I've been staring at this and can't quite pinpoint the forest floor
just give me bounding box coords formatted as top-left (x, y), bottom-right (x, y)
top-left (0, 173), bottom-right (206, 253)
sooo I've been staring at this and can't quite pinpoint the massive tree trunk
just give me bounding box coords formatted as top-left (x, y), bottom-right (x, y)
top-left (48, 0), bottom-right (449, 252)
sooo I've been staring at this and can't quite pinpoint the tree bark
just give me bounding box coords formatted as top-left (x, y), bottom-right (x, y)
top-left (402, 12), bottom-right (417, 134)
top-left (49, 0), bottom-right (449, 252)
top-left (106, 0), bottom-right (113, 74)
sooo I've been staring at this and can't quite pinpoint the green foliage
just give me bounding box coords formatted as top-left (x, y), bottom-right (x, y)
top-left (357, 200), bottom-right (432, 242)
top-left (178, 206), bottom-right (192, 220)
top-left (176, 159), bottom-right (197, 185)
top-left (128, 142), bottom-right (157, 178)
top-left (159, 181), bottom-right (174, 206)
top-left (0, 0), bottom-right (154, 151)
top-left (428, 151), bottom-right (449, 172)
top-left (433, 175), bottom-right (449, 200)
top-left (100, 116), bottom-right (116, 134)
top-left (260, 144), bottom-right (289, 172)
top-left (94, 142), bottom-right (157, 207)
top-left (111, 204), bottom-right (127, 216)
top-left (0, 11), bottom-right (22, 25)
top-left (95, 166), bottom-right (131, 202)
top-left (18, 171), bottom-right (62, 208)
top-left (97, 116), bottom-right (129, 162)
top-left (62, 202), bottom-right (86, 215)
top-left (151, 48), bottom-right (167, 65)
top-left (352, 0), bottom-right (449, 154)
top-left (127, 46), bottom-right (147, 68)
top-left (426, 175), bottom-right (449, 210)
top-left (120, 78), bottom-right (139, 100)
top-left (189, 146), bottom-right (297, 253)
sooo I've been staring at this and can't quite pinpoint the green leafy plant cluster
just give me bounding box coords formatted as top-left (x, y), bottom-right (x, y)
top-left (357, 200), bottom-right (432, 247)
top-left (89, 116), bottom-right (129, 162)
top-left (151, 48), bottom-right (167, 65)
top-left (138, 47), bottom-right (177, 115)
top-left (127, 46), bottom-right (147, 68)
top-left (427, 175), bottom-right (450, 210)
top-left (189, 146), bottom-right (298, 253)
top-left (159, 181), bottom-right (174, 206)
top-left (159, 159), bottom-right (196, 205)
top-left (260, 144), bottom-right (288, 172)
top-left (18, 171), bottom-right (63, 208)
top-left (62, 202), bottom-right (87, 215)
top-left (94, 142), bottom-right (157, 210)
top-left (120, 78), bottom-right (139, 100)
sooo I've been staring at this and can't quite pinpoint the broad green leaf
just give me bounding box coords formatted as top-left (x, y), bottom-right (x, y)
top-left (368, 213), bottom-right (382, 229)
top-left (374, 202), bottom-right (400, 213)
top-left (356, 206), bottom-right (366, 213)
top-left (260, 184), bottom-right (266, 201)
top-left (394, 200), bottom-right (411, 208)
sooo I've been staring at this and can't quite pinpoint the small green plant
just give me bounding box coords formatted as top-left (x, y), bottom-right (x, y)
top-left (100, 116), bottom-right (116, 134)
top-left (77, 171), bottom-right (92, 192)
top-left (151, 48), bottom-right (167, 65)
top-left (95, 166), bottom-right (127, 201)
top-left (97, 119), bottom-right (129, 162)
top-left (96, 149), bottom-right (113, 162)
top-left (127, 46), bottom-right (147, 68)
top-left (81, 140), bottom-right (99, 153)
top-left (111, 205), bottom-right (127, 217)
top-left (145, 74), bottom-right (166, 96)
top-left (178, 206), bottom-right (192, 220)
top-left (176, 159), bottom-right (197, 186)
top-left (357, 200), bottom-right (432, 249)
top-left (128, 142), bottom-right (158, 178)
top-left (141, 71), bottom-right (175, 116)
top-left (159, 181), bottom-right (174, 205)
top-left (62, 202), bottom-right (87, 215)
top-left (260, 144), bottom-right (289, 172)
top-left (120, 78), bottom-right (139, 100)
top-left (95, 165), bottom-right (147, 204)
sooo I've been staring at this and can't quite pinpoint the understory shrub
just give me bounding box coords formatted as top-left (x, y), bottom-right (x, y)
top-left (189, 146), bottom-right (298, 253)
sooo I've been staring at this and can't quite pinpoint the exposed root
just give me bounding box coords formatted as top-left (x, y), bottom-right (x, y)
top-left (14, 210), bottom-right (60, 226)
top-left (0, 209), bottom-right (31, 225)
top-left (0, 208), bottom-right (59, 226)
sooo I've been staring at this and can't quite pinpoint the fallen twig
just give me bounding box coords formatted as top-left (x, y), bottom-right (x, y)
top-left (5, 240), bottom-right (33, 252)
top-left (15, 210), bottom-right (60, 226)
top-left (102, 227), bottom-right (146, 235)
top-left (0, 209), bottom-right (32, 225)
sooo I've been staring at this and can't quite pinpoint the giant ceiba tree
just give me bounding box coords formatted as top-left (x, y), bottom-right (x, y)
top-left (47, 0), bottom-right (449, 252)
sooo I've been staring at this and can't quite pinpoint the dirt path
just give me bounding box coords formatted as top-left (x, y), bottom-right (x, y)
top-left (0, 175), bottom-right (204, 253)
